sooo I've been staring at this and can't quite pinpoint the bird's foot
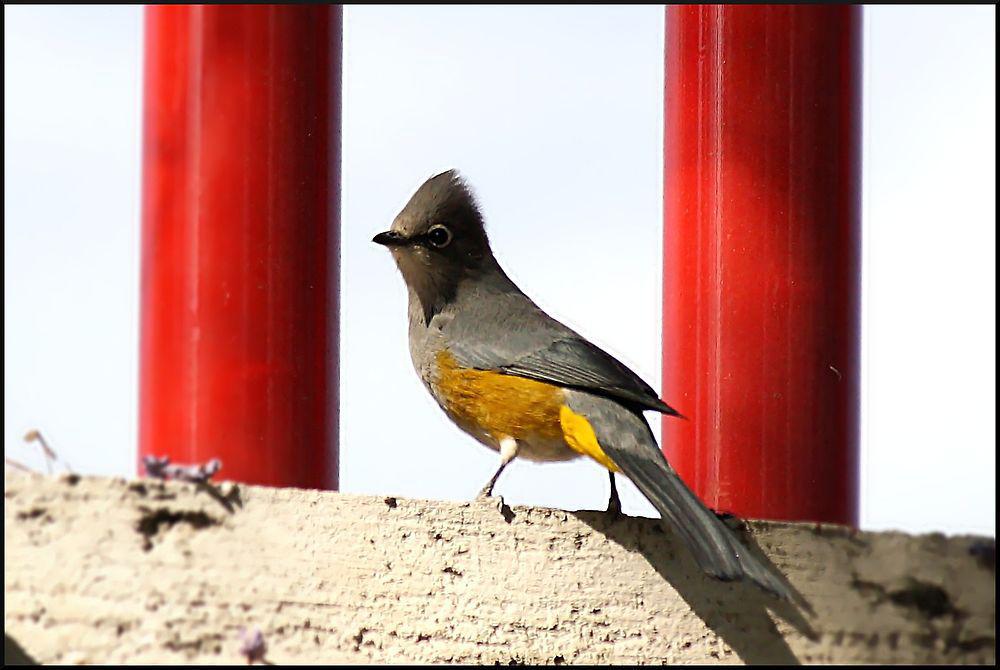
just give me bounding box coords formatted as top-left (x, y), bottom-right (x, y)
top-left (606, 495), bottom-right (622, 521)
top-left (606, 472), bottom-right (622, 522)
top-left (471, 489), bottom-right (514, 522)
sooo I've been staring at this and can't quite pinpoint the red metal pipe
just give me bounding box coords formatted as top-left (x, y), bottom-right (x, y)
top-left (662, 5), bottom-right (861, 525)
top-left (139, 5), bottom-right (341, 489)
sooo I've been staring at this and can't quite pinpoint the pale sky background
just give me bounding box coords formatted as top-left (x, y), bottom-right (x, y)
top-left (4, 5), bottom-right (995, 535)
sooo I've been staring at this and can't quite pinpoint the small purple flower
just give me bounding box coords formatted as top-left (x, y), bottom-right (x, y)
top-left (238, 627), bottom-right (267, 664)
top-left (142, 455), bottom-right (172, 479)
top-left (143, 455), bottom-right (222, 484)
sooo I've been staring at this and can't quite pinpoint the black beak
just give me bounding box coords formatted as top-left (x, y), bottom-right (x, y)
top-left (372, 230), bottom-right (407, 247)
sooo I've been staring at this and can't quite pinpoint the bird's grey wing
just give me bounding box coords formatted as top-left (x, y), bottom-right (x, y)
top-left (498, 337), bottom-right (681, 415)
top-left (444, 288), bottom-right (680, 415)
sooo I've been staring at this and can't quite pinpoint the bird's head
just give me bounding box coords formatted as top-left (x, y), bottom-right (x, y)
top-left (373, 169), bottom-right (494, 307)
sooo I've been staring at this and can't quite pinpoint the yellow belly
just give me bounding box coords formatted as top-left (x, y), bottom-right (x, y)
top-left (434, 351), bottom-right (619, 471)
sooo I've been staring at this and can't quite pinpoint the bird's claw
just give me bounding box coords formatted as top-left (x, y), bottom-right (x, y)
top-left (606, 496), bottom-right (622, 521)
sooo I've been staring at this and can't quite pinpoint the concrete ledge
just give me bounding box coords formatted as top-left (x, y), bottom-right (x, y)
top-left (3, 471), bottom-right (995, 664)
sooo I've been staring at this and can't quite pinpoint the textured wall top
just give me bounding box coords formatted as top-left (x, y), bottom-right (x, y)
top-left (3, 471), bottom-right (995, 664)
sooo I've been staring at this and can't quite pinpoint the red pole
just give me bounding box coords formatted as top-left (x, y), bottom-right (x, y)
top-left (662, 6), bottom-right (861, 525)
top-left (139, 6), bottom-right (341, 489)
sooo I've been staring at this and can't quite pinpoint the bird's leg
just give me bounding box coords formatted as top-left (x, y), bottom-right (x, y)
top-left (477, 436), bottom-right (519, 498)
top-left (477, 463), bottom-right (507, 499)
top-left (606, 471), bottom-right (622, 519)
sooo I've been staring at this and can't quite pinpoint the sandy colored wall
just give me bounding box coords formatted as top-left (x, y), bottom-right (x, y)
top-left (3, 471), bottom-right (995, 664)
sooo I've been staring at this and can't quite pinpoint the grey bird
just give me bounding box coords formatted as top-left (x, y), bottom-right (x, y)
top-left (373, 169), bottom-right (793, 600)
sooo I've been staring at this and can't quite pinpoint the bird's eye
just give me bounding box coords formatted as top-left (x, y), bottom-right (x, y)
top-left (426, 224), bottom-right (453, 248)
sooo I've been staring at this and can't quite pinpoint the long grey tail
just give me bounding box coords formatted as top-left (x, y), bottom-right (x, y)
top-left (604, 438), bottom-right (793, 601)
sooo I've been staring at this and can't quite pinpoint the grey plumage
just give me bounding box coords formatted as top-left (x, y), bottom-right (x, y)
top-left (376, 169), bottom-right (792, 601)
top-left (564, 390), bottom-right (793, 600)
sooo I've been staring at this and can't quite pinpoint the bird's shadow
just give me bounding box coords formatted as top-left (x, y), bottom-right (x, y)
top-left (4, 633), bottom-right (38, 665)
top-left (572, 510), bottom-right (819, 665)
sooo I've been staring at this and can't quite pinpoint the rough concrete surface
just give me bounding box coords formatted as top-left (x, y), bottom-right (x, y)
top-left (3, 471), bottom-right (995, 664)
